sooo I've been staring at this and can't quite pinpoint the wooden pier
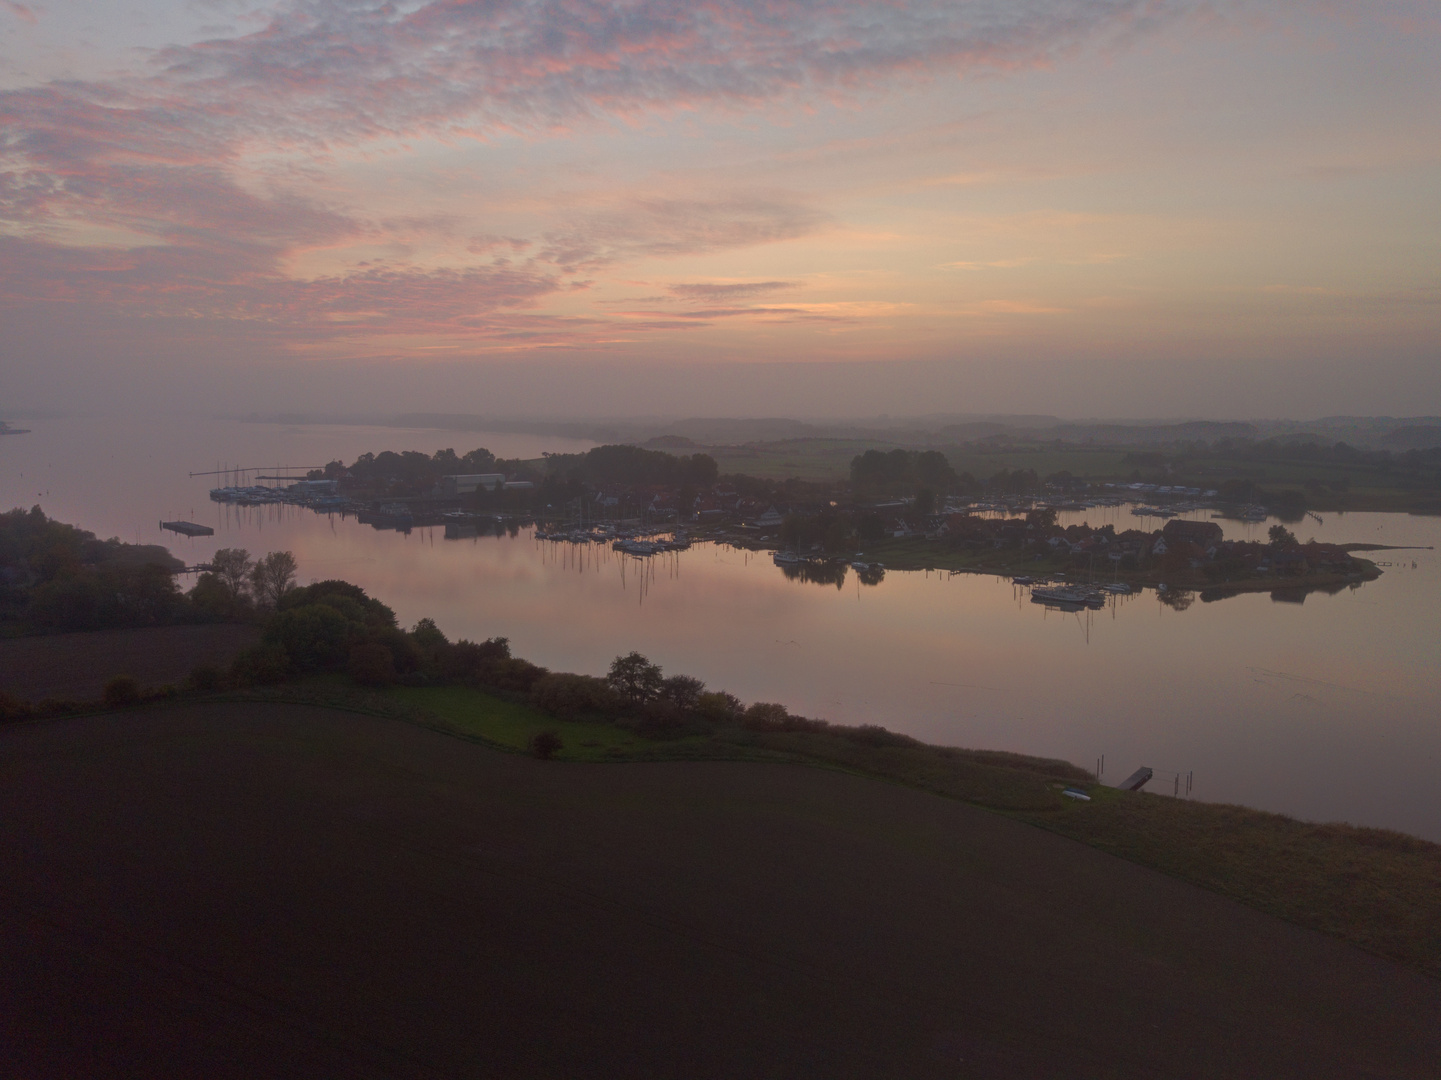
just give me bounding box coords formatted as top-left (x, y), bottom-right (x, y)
top-left (161, 520), bottom-right (215, 537)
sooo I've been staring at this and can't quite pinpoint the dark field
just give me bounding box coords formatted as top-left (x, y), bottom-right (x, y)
top-left (0, 623), bottom-right (259, 702)
top-left (1, 704), bottom-right (1437, 1078)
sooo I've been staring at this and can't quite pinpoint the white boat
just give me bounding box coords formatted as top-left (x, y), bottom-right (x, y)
top-left (1101, 582), bottom-right (1132, 594)
top-left (1033, 585), bottom-right (1105, 609)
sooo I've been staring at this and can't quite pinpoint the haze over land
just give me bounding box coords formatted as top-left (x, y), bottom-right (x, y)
top-left (1, 1), bottom-right (1438, 418)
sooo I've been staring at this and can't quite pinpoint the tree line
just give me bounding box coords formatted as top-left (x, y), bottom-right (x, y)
top-left (172, 570), bottom-right (920, 754)
top-left (0, 507), bottom-right (301, 636)
top-left (311, 443), bottom-right (718, 496)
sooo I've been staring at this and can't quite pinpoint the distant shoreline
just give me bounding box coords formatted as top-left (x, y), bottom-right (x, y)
top-left (692, 525), bottom-right (1387, 597)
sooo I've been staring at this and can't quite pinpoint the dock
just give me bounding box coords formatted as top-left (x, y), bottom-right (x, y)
top-left (161, 520), bottom-right (215, 537)
top-left (1117, 767), bottom-right (1153, 792)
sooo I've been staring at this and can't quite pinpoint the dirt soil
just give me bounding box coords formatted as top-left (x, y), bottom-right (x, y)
top-left (0, 624), bottom-right (259, 701)
top-left (0, 703), bottom-right (1437, 1079)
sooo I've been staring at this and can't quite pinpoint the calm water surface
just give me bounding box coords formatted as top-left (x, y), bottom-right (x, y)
top-left (4, 417), bottom-right (1438, 839)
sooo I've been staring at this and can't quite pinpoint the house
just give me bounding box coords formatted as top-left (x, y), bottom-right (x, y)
top-left (754, 506), bottom-right (785, 528)
top-left (1273, 549), bottom-right (1309, 574)
top-left (437, 473), bottom-right (505, 497)
top-left (692, 497), bottom-right (726, 522)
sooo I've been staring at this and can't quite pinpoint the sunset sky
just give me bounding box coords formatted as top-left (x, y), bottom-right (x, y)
top-left (1, 0), bottom-right (1437, 418)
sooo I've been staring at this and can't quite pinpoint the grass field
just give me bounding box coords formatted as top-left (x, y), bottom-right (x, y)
top-left (0, 623), bottom-right (259, 703)
top-left (3, 701), bottom-right (1438, 1078)
top-left (230, 680), bottom-right (1441, 978)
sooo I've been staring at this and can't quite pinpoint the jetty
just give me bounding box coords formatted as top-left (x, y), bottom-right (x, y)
top-left (161, 520), bottom-right (215, 537)
top-left (1117, 766), bottom-right (1153, 792)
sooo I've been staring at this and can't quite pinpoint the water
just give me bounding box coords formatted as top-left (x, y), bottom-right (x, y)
top-left (4, 416), bottom-right (1438, 839)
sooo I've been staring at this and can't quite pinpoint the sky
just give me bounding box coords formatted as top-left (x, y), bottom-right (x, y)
top-left (0, 0), bottom-right (1438, 419)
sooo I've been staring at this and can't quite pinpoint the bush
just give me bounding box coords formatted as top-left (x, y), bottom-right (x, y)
top-left (531, 673), bottom-right (621, 721)
top-left (0, 692), bottom-right (33, 722)
top-left (742, 701), bottom-right (829, 734)
top-left (742, 702), bottom-right (793, 731)
top-left (480, 657), bottom-right (548, 694)
top-left (230, 642), bottom-right (291, 686)
top-left (189, 664), bottom-right (224, 692)
top-left (348, 642), bottom-right (396, 687)
top-left (279, 580), bottom-right (396, 627)
top-left (438, 637), bottom-right (512, 683)
top-left (263, 603), bottom-right (355, 672)
top-left (102, 675), bottom-right (143, 709)
top-left (696, 691), bottom-right (744, 724)
top-left (841, 724), bottom-right (918, 748)
top-left (187, 572), bottom-right (238, 619)
top-left (660, 674), bottom-right (705, 712)
top-left (530, 730), bottom-right (563, 760)
top-left (632, 699), bottom-right (688, 739)
top-left (375, 626), bottom-right (423, 674)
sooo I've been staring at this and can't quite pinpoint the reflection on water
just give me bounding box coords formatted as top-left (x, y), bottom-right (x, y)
top-left (3, 416), bottom-right (1439, 839)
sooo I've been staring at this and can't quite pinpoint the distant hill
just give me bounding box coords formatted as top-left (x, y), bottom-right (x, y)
top-left (1046, 421), bottom-right (1257, 445)
top-left (239, 411), bottom-right (1441, 453)
top-left (1380, 425), bottom-right (1441, 451)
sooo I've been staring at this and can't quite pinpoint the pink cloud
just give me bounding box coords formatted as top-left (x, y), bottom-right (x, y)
top-left (0, 235), bottom-right (563, 338)
top-left (668, 280), bottom-right (797, 301)
top-left (0, 0), bottom-right (1206, 348)
top-left (2, 1), bottom-right (35, 25)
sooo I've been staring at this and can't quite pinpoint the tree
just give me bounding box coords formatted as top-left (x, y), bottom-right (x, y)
top-left (249, 551), bottom-right (297, 608)
top-left (607, 652), bottom-right (664, 705)
top-left (348, 642), bottom-right (396, 687)
top-left (264, 603), bottom-right (354, 671)
top-left (531, 673), bottom-right (620, 720)
top-left (1268, 525), bottom-right (1297, 547)
top-left (660, 674), bottom-right (705, 712)
top-left (779, 514), bottom-right (806, 549)
top-left (103, 675), bottom-right (143, 709)
top-left (914, 451), bottom-right (959, 492)
top-left (856, 513), bottom-right (886, 546)
top-left (187, 572), bottom-right (234, 618)
top-left (913, 488), bottom-right (935, 516)
top-left (696, 691), bottom-right (743, 723)
top-left (210, 548), bottom-right (253, 601)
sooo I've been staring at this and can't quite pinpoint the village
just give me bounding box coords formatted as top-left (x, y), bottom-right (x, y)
top-left (204, 442), bottom-right (1382, 605)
